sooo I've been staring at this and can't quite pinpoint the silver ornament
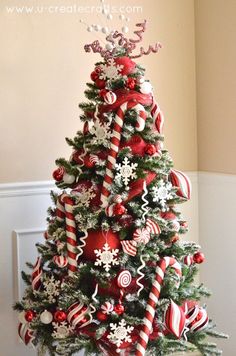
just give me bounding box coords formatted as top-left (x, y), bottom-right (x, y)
top-left (40, 310), bottom-right (53, 324)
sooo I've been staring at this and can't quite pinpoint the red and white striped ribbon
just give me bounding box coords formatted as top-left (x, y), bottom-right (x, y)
top-left (100, 100), bottom-right (147, 208)
top-left (135, 257), bottom-right (181, 356)
top-left (18, 323), bottom-right (35, 346)
top-left (120, 240), bottom-right (137, 256)
top-left (151, 101), bottom-right (164, 134)
top-left (146, 218), bottom-right (161, 235)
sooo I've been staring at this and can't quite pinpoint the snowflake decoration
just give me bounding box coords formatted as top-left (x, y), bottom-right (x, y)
top-left (115, 157), bottom-right (138, 186)
top-left (107, 319), bottom-right (134, 347)
top-left (52, 321), bottom-right (73, 339)
top-left (43, 275), bottom-right (60, 303)
top-left (94, 243), bottom-right (119, 272)
top-left (151, 180), bottom-right (174, 211)
top-left (99, 58), bottom-right (124, 81)
top-left (90, 119), bottom-right (112, 146)
top-left (73, 186), bottom-right (96, 208)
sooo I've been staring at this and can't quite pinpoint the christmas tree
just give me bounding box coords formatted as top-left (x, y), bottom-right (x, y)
top-left (14, 20), bottom-right (227, 356)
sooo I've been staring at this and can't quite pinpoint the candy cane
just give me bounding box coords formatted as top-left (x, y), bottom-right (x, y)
top-left (151, 101), bottom-right (164, 134)
top-left (63, 196), bottom-right (78, 275)
top-left (56, 193), bottom-right (67, 222)
top-left (135, 257), bottom-right (181, 356)
top-left (31, 257), bottom-right (42, 291)
top-left (100, 100), bottom-right (147, 207)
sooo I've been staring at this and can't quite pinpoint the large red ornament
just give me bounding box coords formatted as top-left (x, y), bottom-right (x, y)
top-left (114, 56), bottom-right (136, 75)
top-left (96, 310), bottom-right (108, 321)
top-left (25, 310), bottom-right (36, 322)
top-left (120, 135), bottom-right (147, 156)
top-left (82, 229), bottom-right (121, 261)
top-left (52, 167), bottom-right (64, 181)
top-left (193, 252), bottom-right (205, 264)
top-left (54, 310), bottom-right (67, 322)
top-left (165, 300), bottom-right (186, 338)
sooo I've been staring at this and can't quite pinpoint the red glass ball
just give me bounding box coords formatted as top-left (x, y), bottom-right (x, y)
top-left (114, 304), bottom-right (125, 315)
top-left (193, 252), bottom-right (205, 264)
top-left (99, 89), bottom-right (108, 98)
top-left (126, 77), bottom-right (136, 89)
top-left (96, 310), bottom-right (108, 321)
top-left (145, 144), bottom-right (157, 156)
top-left (54, 310), bottom-right (67, 322)
top-left (25, 310), bottom-right (35, 322)
top-left (94, 66), bottom-right (101, 74)
top-left (95, 79), bottom-right (106, 89)
top-left (113, 203), bottom-right (126, 216)
top-left (83, 155), bottom-right (95, 168)
top-left (90, 71), bottom-right (99, 81)
top-left (52, 167), bottom-right (64, 181)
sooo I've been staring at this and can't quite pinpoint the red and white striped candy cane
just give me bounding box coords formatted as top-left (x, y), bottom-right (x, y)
top-left (100, 100), bottom-right (147, 207)
top-left (63, 196), bottom-right (78, 275)
top-left (135, 257), bottom-right (181, 356)
top-left (151, 101), bottom-right (164, 134)
top-left (56, 193), bottom-right (67, 222)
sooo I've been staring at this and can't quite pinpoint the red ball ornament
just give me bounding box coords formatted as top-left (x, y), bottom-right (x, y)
top-left (95, 78), bottom-right (106, 89)
top-left (83, 155), bottom-right (95, 168)
top-left (52, 167), bottom-right (64, 181)
top-left (94, 66), bottom-right (101, 74)
top-left (114, 304), bottom-right (125, 315)
top-left (184, 255), bottom-right (193, 266)
top-left (193, 252), bottom-right (205, 264)
top-left (113, 203), bottom-right (126, 216)
top-left (90, 71), bottom-right (99, 81)
top-left (54, 310), bottom-right (67, 322)
top-left (99, 89), bottom-right (108, 98)
top-left (96, 310), bottom-right (108, 321)
top-left (145, 143), bottom-right (157, 156)
top-left (126, 77), bottom-right (136, 89)
top-left (25, 310), bottom-right (35, 322)
top-left (82, 229), bottom-right (121, 261)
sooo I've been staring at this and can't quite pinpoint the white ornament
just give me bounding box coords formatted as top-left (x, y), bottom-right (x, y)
top-left (104, 91), bottom-right (117, 104)
top-left (40, 310), bottom-right (53, 324)
top-left (151, 180), bottom-right (174, 211)
top-left (43, 275), bottom-right (60, 303)
top-left (63, 173), bottom-right (75, 184)
top-left (99, 58), bottom-right (124, 81)
top-left (115, 157), bottom-right (138, 186)
top-left (94, 243), bottom-right (119, 272)
top-left (18, 311), bottom-right (26, 324)
top-left (107, 319), bottom-right (134, 347)
top-left (140, 81), bottom-right (153, 94)
top-left (52, 321), bottom-right (73, 339)
top-left (72, 186), bottom-right (96, 208)
top-left (122, 26), bottom-right (129, 34)
top-left (90, 119), bottom-right (112, 146)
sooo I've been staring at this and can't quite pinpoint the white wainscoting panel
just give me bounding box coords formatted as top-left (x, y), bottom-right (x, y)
top-left (198, 172), bottom-right (234, 355)
top-left (0, 175), bottom-right (199, 356)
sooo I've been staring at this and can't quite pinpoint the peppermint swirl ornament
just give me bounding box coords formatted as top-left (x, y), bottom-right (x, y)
top-left (116, 270), bottom-right (132, 288)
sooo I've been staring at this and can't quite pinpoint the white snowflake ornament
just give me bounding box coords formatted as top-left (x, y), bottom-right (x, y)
top-left (90, 119), bottom-right (112, 146)
top-left (52, 321), bottom-right (73, 339)
top-left (43, 276), bottom-right (60, 303)
top-left (115, 157), bottom-right (138, 186)
top-left (151, 180), bottom-right (174, 211)
top-left (73, 186), bottom-right (96, 208)
top-left (107, 319), bottom-right (134, 348)
top-left (94, 242), bottom-right (119, 272)
top-left (99, 58), bottom-right (123, 81)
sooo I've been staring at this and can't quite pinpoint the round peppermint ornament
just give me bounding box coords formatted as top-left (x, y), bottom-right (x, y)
top-left (103, 91), bottom-right (117, 104)
top-left (116, 270), bottom-right (132, 288)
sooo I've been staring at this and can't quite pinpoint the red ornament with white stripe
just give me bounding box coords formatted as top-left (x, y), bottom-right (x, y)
top-left (31, 257), bottom-right (42, 291)
top-left (169, 169), bottom-right (192, 200)
top-left (165, 299), bottom-right (186, 338)
top-left (151, 101), bottom-right (165, 134)
top-left (67, 302), bottom-right (91, 328)
top-left (103, 91), bottom-right (117, 104)
top-left (53, 255), bottom-right (68, 268)
top-left (18, 323), bottom-right (35, 345)
top-left (186, 305), bottom-right (209, 332)
top-left (183, 255), bottom-right (193, 266)
top-left (135, 257), bottom-right (182, 356)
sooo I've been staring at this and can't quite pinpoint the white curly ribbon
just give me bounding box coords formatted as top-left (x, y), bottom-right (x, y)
top-left (81, 283), bottom-right (98, 329)
top-left (137, 255), bottom-right (146, 296)
top-left (76, 230), bottom-right (88, 260)
top-left (182, 326), bottom-right (189, 341)
top-left (141, 181), bottom-right (149, 223)
top-left (76, 142), bottom-right (87, 175)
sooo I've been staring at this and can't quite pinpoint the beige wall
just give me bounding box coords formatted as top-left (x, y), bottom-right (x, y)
top-left (195, 0), bottom-right (236, 174)
top-left (0, 0), bottom-right (197, 183)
